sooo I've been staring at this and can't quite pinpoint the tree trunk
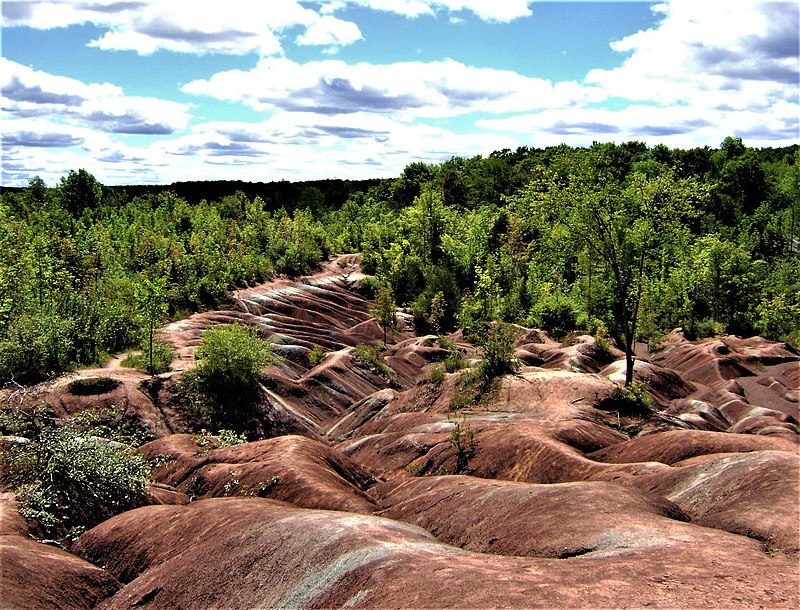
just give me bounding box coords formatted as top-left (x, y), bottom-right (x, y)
top-left (148, 320), bottom-right (154, 374)
top-left (625, 343), bottom-right (635, 386)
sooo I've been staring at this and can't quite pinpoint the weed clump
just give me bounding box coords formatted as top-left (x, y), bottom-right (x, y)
top-left (594, 382), bottom-right (655, 417)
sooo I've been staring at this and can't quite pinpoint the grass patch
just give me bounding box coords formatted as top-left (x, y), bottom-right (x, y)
top-left (352, 344), bottom-right (399, 388)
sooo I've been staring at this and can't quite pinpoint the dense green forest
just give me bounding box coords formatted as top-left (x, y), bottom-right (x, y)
top-left (1, 137), bottom-right (798, 385)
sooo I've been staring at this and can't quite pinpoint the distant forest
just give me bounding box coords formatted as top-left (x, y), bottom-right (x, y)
top-left (1, 137), bottom-right (798, 384)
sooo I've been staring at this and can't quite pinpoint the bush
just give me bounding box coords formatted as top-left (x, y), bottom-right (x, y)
top-left (195, 428), bottom-right (247, 450)
top-left (447, 413), bottom-right (476, 473)
top-left (307, 345), bottom-right (326, 367)
top-left (180, 324), bottom-right (279, 431)
top-left (533, 294), bottom-right (578, 338)
top-left (594, 382), bottom-right (655, 417)
top-left (428, 365), bottom-right (446, 386)
top-left (438, 336), bottom-right (466, 373)
top-left (352, 344), bottom-right (399, 388)
top-left (477, 322), bottom-right (520, 383)
top-left (0, 405), bottom-right (151, 541)
top-left (122, 339), bottom-right (174, 374)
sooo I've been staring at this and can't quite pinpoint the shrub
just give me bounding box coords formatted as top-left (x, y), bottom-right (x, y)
top-left (0, 405), bottom-right (151, 541)
top-left (352, 344), bottom-right (399, 388)
top-left (307, 345), bottom-right (326, 367)
top-left (428, 365), bottom-right (446, 386)
top-left (447, 413), bottom-right (476, 473)
top-left (477, 322), bottom-right (520, 384)
top-left (180, 324), bottom-right (280, 431)
top-left (534, 294), bottom-right (578, 338)
top-left (122, 339), bottom-right (174, 374)
top-left (594, 382), bottom-right (655, 417)
top-left (439, 336), bottom-right (466, 373)
top-left (195, 428), bottom-right (247, 451)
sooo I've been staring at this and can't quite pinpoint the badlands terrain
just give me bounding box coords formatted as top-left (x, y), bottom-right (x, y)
top-left (2, 255), bottom-right (799, 609)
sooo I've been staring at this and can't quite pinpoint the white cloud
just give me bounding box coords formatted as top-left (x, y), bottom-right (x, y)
top-left (296, 15), bottom-right (363, 49)
top-left (586, 1), bottom-right (798, 108)
top-left (154, 113), bottom-right (518, 180)
top-left (0, 58), bottom-right (191, 134)
top-left (319, 0), bottom-right (531, 22)
top-left (475, 0), bottom-right (799, 149)
top-left (3, 0), bottom-right (797, 187)
top-left (181, 57), bottom-right (588, 118)
top-left (1, 0), bottom-right (348, 56)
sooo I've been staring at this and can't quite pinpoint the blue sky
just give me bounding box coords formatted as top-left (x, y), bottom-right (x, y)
top-left (1, 1), bottom-right (798, 186)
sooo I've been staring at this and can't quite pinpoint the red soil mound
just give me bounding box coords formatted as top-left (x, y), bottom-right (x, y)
top-left (1, 493), bottom-right (120, 610)
top-left (140, 433), bottom-right (376, 513)
top-left (375, 475), bottom-right (695, 558)
top-left (72, 497), bottom-right (798, 609)
top-left (630, 449), bottom-right (800, 553)
top-left (588, 428), bottom-right (797, 465)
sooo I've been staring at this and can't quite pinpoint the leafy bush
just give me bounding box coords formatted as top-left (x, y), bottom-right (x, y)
top-left (122, 339), bottom-right (174, 374)
top-left (307, 345), bottom-right (326, 367)
top-left (180, 324), bottom-right (279, 431)
top-left (195, 428), bottom-right (247, 451)
top-left (477, 322), bottom-right (520, 383)
top-left (0, 405), bottom-right (151, 541)
top-left (352, 344), bottom-right (399, 388)
top-left (533, 294), bottom-right (578, 338)
top-left (428, 365), bottom-right (446, 385)
top-left (438, 336), bottom-right (467, 373)
top-left (447, 413), bottom-right (476, 473)
top-left (594, 382), bottom-right (655, 417)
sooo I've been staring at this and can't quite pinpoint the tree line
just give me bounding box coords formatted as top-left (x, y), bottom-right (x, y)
top-left (0, 137), bottom-right (797, 385)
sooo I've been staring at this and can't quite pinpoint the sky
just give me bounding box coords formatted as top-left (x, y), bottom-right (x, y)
top-left (1, 0), bottom-right (798, 187)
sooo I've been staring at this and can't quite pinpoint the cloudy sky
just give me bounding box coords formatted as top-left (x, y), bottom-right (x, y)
top-left (1, 0), bottom-right (798, 186)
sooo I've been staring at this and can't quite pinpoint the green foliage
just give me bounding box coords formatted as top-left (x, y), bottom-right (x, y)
top-left (447, 413), bottom-right (476, 473)
top-left (2, 142), bottom-right (798, 387)
top-left (533, 293), bottom-right (579, 337)
top-left (134, 277), bottom-right (169, 374)
top-left (594, 382), bottom-right (655, 418)
top-left (352, 344), bottom-right (399, 388)
top-left (439, 336), bottom-right (467, 373)
top-left (195, 428), bottom-right (247, 450)
top-left (0, 173), bottom-right (335, 384)
top-left (477, 322), bottom-right (521, 383)
top-left (428, 365), bottom-right (446, 386)
top-left (122, 339), bottom-right (174, 374)
top-left (372, 285), bottom-right (397, 345)
top-left (307, 345), bottom-right (326, 367)
top-left (0, 404), bottom-right (152, 541)
top-left (180, 324), bottom-right (279, 432)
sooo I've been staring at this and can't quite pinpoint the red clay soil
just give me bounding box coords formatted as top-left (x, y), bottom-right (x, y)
top-left (1, 493), bottom-right (120, 609)
top-left (72, 497), bottom-right (798, 609)
top-left (3, 257), bottom-right (800, 609)
top-left (588, 428), bottom-right (797, 464)
top-left (628, 449), bottom-right (800, 553)
top-left (140, 433), bottom-right (376, 513)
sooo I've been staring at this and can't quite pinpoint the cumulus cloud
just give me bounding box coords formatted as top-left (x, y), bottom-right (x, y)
top-left (477, 101), bottom-right (798, 149)
top-left (586, 1), bottom-right (799, 109)
top-left (1, 0), bottom-right (364, 55)
top-left (3, 0), bottom-right (798, 187)
top-left (296, 15), bottom-right (363, 49)
top-left (1, 58), bottom-right (191, 134)
top-left (181, 57), bottom-right (588, 117)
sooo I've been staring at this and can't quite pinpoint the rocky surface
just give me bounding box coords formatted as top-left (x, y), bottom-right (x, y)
top-left (2, 254), bottom-right (798, 608)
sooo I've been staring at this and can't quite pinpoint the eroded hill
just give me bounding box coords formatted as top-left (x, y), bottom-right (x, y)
top-left (1, 255), bottom-right (798, 609)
